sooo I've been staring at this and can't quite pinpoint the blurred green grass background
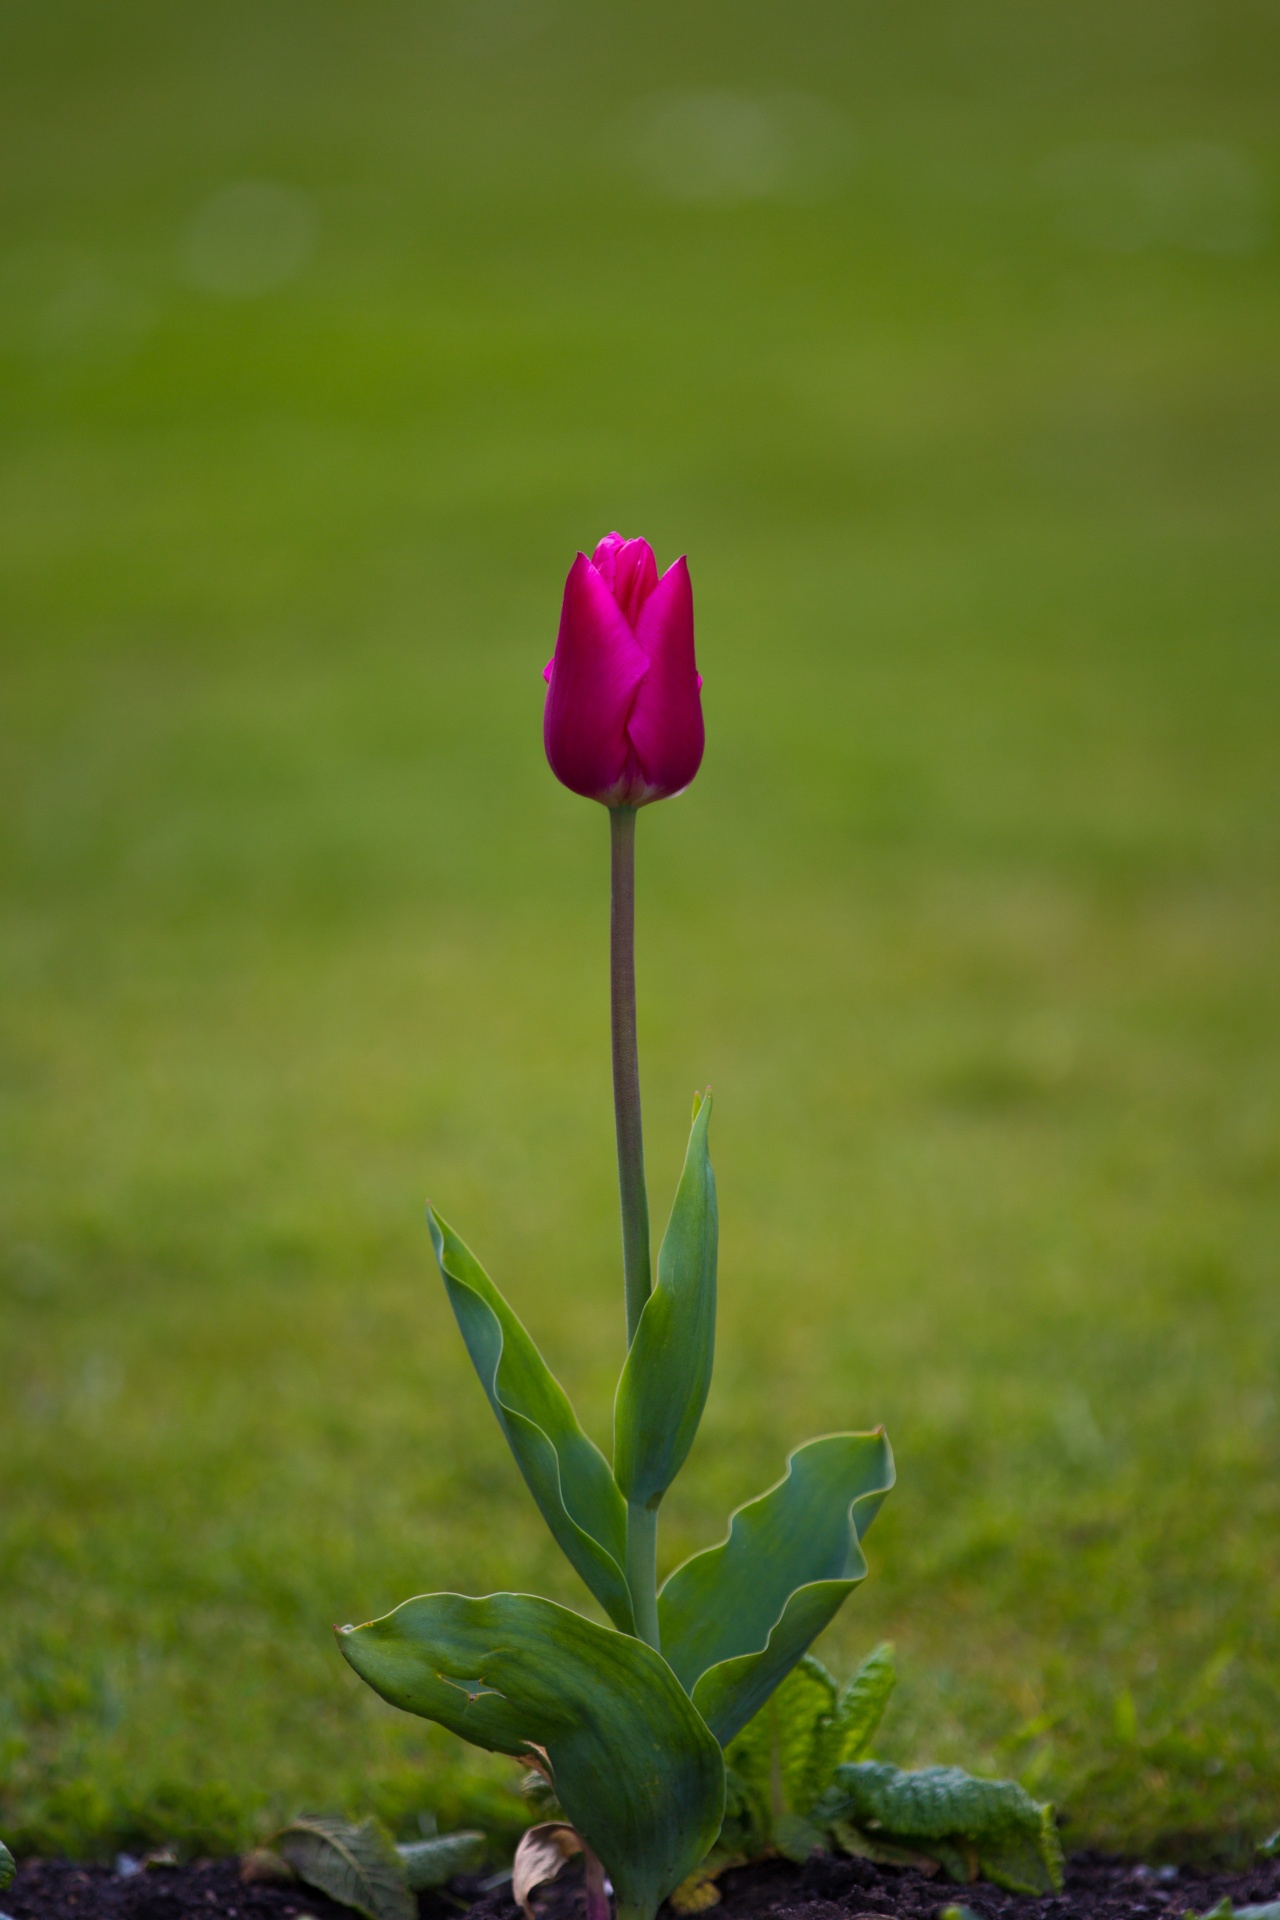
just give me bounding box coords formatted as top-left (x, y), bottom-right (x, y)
top-left (2, 0), bottom-right (1279, 1867)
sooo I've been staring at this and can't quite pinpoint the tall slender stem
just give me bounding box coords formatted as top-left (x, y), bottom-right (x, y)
top-left (610, 806), bottom-right (661, 1650)
top-left (609, 805), bottom-right (651, 1347)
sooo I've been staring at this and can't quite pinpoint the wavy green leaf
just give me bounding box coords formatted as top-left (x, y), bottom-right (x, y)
top-left (814, 1761), bottom-right (1064, 1895)
top-left (428, 1209), bottom-right (633, 1631)
top-left (337, 1590), bottom-right (725, 1920)
top-left (658, 1431), bottom-right (894, 1744)
top-left (276, 1815), bottom-right (415, 1920)
top-left (0, 1840), bottom-right (14, 1891)
top-left (614, 1095), bottom-right (717, 1509)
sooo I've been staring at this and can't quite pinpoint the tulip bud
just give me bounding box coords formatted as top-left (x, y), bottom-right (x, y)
top-left (543, 533), bottom-right (704, 807)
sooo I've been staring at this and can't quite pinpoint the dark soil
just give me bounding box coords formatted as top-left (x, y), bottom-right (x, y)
top-left (5, 1850), bottom-right (1278, 1920)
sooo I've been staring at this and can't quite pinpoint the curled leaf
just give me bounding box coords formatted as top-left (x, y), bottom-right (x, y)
top-left (275, 1814), bottom-right (415, 1920)
top-left (0, 1841), bottom-right (14, 1891)
top-left (513, 1823), bottom-right (610, 1920)
top-left (514, 1823), bottom-right (582, 1918)
top-left (429, 1210), bottom-right (633, 1631)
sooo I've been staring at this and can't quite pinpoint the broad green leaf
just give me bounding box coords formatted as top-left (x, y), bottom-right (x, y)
top-left (276, 1815), bottom-right (415, 1920)
top-left (337, 1590), bottom-right (726, 1920)
top-left (814, 1761), bottom-right (1064, 1896)
top-left (614, 1096), bottom-right (717, 1509)
top-left (397, 1830), bottom-right (487, 1890)
top-left (428, 1209), bottom-right (633, 1632)
top-left (658, 1431), bottom-right (895, 1745)
top-left (0, 1840), bottom-right (13, 1890)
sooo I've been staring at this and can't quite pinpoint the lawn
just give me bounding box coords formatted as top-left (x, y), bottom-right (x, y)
top-left (2, 0), bottom-right (1279, 1869)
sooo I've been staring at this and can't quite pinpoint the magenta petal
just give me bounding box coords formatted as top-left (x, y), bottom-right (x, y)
top-left (590, 533), bottom-right (626, 584)
top-left (591, 533), bottom-right (660, 628)
top-left (626, 556), bottom-right (704, 802)
top-left (543, 554), bottom-right (649, 804)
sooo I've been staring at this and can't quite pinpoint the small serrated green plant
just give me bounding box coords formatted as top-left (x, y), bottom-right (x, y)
top-left (673, 1644), bottom-right (1062, 1905)
top-left (335, 539), bottom-right (895, 1920)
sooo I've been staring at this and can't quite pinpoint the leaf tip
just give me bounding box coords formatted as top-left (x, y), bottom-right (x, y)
top-left (425, 1206), bottom-right (447, 1264)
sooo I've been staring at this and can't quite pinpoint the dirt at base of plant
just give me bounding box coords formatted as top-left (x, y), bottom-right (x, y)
top-left (5, 1849), bottom-right (1278, 1920)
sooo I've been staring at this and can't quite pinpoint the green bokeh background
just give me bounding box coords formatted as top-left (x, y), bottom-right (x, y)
top-left (2, 0), bottom-right (1278, 1866)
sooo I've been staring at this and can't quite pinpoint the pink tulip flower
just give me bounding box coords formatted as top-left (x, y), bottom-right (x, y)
top-left (543, 533), bottom-right (704, 807)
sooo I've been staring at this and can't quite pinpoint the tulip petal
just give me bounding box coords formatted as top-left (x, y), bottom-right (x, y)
top-left (627, 557), bottom-right (704, 802)
top-left (592, 533), bottom-right (660, 629)
top-left (544, 554), bottom-right (649, 804)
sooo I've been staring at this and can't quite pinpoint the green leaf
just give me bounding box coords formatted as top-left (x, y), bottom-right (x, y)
top-left (724, 1655), bottom-right (835, 1826)
top-left (397, 1830), bottom-right (487, 1890)
top-left (275, 1815), bottom-right (415, 1920)
top-left (658, 1431), bottom-right (895, 1745)
top-left (614, 1095), bottom-right (717, 1509)
top-left (833, 1643), bottom-right (896, 1764)
top-left (715, 1763), bottom-right (771, 1864)
top-left (428, 1209), bottom-right (633, 1632)
top-left (708, 1645), bottom-right (898, 1870)
top-left (814, 1761), bottom-right (1064, 1896)
top-left (772, 1656), bottom-right (840, 1815)
top-left (0, 1840), bottom-right (14, 1890)
top-left (337, 1590), bottom-right (726, 1920)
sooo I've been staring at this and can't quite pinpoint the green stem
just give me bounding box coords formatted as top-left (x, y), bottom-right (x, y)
top-left (609, 806), bottom-right (651, 1346)
top-left (610, 808), bottom-right (660, 1651)
top-left (625, 1500), bottom-right (661, 1653)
